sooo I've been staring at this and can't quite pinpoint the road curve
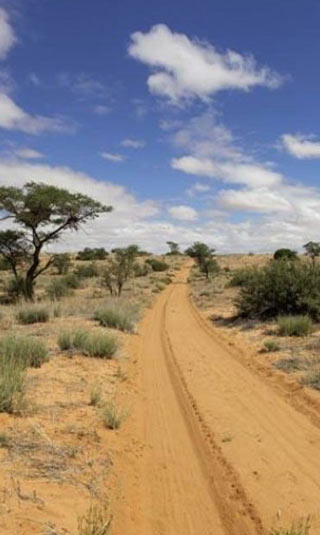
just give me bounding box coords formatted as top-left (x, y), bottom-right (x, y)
top-left (114, 265), bottom-right (320, 534)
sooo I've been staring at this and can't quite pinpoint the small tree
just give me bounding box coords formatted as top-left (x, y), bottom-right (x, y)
top-left (0, 182), bottom-right (111, 301)
top-left (274, 248), bottom-right (298, 261)
top-left (185, 242), bottom-right (216, 279)
top-left (52, 253), bottom-right (72, 275)
top-left (304, 241), bottom-right (320, 267)
top-left (101, 245), bottom-right (139, 296)
top-left (166, 241), bottom-right (180, 255)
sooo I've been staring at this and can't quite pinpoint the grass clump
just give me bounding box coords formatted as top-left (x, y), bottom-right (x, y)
top-left (89, 383), bottom-right (102, 406)
top-left (16, 305), bottom-right (50, 324)
top-left (62, 272), bottom-right (82, 289)
top-left (0, 432), bottom-right (10, 448)
top-left (0, 335), bottom-right (49, 368)
top-left (94, 302), bottom-right (139, 333)
top-left (78, 503), bottom-right (112, 535)
top-left (270, 515), bottom-right (311, 535)
top-left (236, 260), bottom-right (320, 319)
top-left (301, 369), bottom-right (320, 390)
top-left (263, 339), bottom-right (281, 353)
top-left (58, 330), bottom-right (118, 359)
top-left (46, 278), bottom-right (73, 300)
top-left (102, 401), bottom-right (127, 429)
top-left (277, 315), bottom-right (313, 337)
top-left (229, 267), bottom-right (255, 287)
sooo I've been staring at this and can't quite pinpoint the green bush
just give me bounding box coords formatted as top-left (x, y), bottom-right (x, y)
top-left (277, 315), bottom-right (313, 337)
top-left (0, 353), bottom-right (25, 413)
top-left (146, 258), bottom-right (169, 272)
top-left (46, 278), bottom-right (73, 300)
top-left (133, 262), bottom-right (150, 277)
top-left (16, 305), bottom-right (50, 324)
top-left (236, 260), bottom-right (320, 319)
top-left (0, 336), bottom-right (49, 368)
top-left (76, 247), bottom-right (108, 261)
top-left (229, 267), bottom-right (256, 287)
top-left (3, 276), bottom-right (26, 302)
top-left (58, 330), bottom-right (118, 359)
top-left (62, 273), bottom-right (82, 289)
top-left (263, 339), bottom-right (281, 352)
top-left (75, 262), bottom-right (99, 278)
top-left (102, 401), bottom-right (127, 429)
top-left (52, 253), bottom-right (72, 275)
top-left (273, 248), bottom-right (298, 261)
top-left (94, 303), bottom-right (139, 332)
top-left (0, 257), bottom-right (10, 271)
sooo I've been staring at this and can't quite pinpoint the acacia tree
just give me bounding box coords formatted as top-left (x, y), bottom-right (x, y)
top-left (185, 241), bottom-right (218, 279)
top-left (166, 241), bottom-right (180, 255)
top-left (273, 248), bottom-right (298, 261)
top-left (0, 182), bottom-right (111, 300)
top-left (304, 241), bottom-right (320, 267)
top-left (101, 245), bottom-right (139, 296)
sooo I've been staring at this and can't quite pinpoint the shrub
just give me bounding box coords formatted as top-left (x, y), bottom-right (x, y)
top-left (0, 336), bottom-right (49, 368)
top-left (76, 247), bottom-right (108, 261)
top-left (263, 339), bottom-right (281, 352)
top-left (133, 262), bottom-right (150, 277)
top-left (78, 503), bottom-right (112, 535)
top-left (0, 257), bottom-right (10, 271)
top-left (229, 267), bottom-right (256, 287)
top-left (277, 315), bottom-right (313, 337)
top-left (236, 260), bottom-right (320, 319)
top-left (46, 278), bottom-right (73, 300)
top-left (146, 258), bottom-right (169, 272)
top-left (94, 303), bottom-right (139, 332)
top-left (58, 330), bottom-right (118, 359)
top-left (301, 369), bottom-right (320, 390)
top-left (89, 383), bottom-right (102, 406)
top-left (273, 248), bottom-right (298, 261)
top-left (62, 273), bottom-right (82, 289)
top-left (0, 355), bottom-right (25, 413)
top-left (52, 253), bottom-right (72, 275)
top-left (102, 401), bottom-right (127, 429)
top-left (75, 262), bottom-right (99, 278)
top-left (16, 305), bottom-right (50, 324)
top-left (3, 276), bottom-right (26, 302)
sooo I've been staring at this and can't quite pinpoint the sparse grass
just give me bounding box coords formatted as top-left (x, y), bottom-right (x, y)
top-left (58, 330), bottom-right (118, 359)
top-left (94, 302), bottom-right (139, 332)
top-left (78, 503), bottom-right (112, 535)
top-left (273, 356), bottom-right (304, 373)
top-left (263, 339), bottom-right (281, 353)
top-left (0, 432), bottom-right (10, 448)
top-left (16, 305), bottom-right (50, 324)
top-left (89, 384), bottom-right (102, 406)
top-left (102, 401), bottom-right (127, 429)
top-left (301, 368), bottom-right (320, 390)
top-left (270, 515), bottom-right (311, 534)
top-left (114, 366), bottom-right (128, 382)
top-left (0, 341), bottom-right (26, 413)
top-left (62, 273), bottom-right (82, 289)
top-left (277, 315), bottom-right (313, 337)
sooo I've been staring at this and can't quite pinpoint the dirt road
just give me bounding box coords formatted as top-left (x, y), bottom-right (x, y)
top-left (114, 265), bottom-right (320, 534)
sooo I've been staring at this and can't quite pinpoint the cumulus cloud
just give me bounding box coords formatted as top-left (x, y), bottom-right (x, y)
top-left (121, 138), bottom-right (145, 149)
top-left (281, 133), bottom-right (320, 159)
top-left (0, 93), bottom-right (75, 134)
top-left (129, 24), bottom-right (283, 104)
top-left (186, 182), bottom-right (211, 196)
top-left (168, 205), bottom-right (198, 221)
top-left (0, 8), bottom-right (16, 59)
top-left (100, 151), bottom-right (125, 163)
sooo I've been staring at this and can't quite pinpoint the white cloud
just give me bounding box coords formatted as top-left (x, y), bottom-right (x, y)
top-left (0, 93), bottom-right (74, 134)
top-left (281, 133), bottom-right (320, 159)
top-left (186, 182), bottom-right (211, 196)
top-left (0, 8), bottom-right (16, 60)
top-left (168, 205), bottom-right (198, 221)
top-left (129, 24), bottom-right (283, 104)
top-left (121, 138), bottom-right (145, 149)
top-left (14, 148), bottom-right (45, 160)
top-left (58, 72), bottom-right (108, 99)
top-left (93, 104), bottom-right (111, 115)
top-left (100, 151), bottom-right (125, 163)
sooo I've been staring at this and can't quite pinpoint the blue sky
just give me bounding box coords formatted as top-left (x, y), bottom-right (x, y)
top-left (1, 0), bottom-right (320, 252)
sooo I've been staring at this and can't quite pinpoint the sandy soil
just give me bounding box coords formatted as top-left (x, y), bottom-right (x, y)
top-left (114, 263), bottom-right (320, 534)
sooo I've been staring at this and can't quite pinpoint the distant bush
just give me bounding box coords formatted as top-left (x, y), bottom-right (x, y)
top-left (58, 329), bottom-right (118, 359)
top-left (273, 248), bottom-right (298, 261)
top-left (263, 339), bottom-right (281, 353)
top-left (46, 278), bottom-right (73, 300)
top-left (133, 262), bottom-right (150, 277)
top-left (52, 253), bottom-right (72, 275)
top-left (16, 305), bottom-right (50, 324)
top-left (62, 273), bottom-right (82, 289)
top-left (76, 247), bottom-right (108, 261)
top-left (236, 260), bottom-right (320, 319)
top-left (94, 302), bottom-right (139, 332)
top-left (146, 258), bottom-right (169, 272)
top-left (75, 262), bottom-right (99, 278)
top-left (277, 315), bottom-right (313, 337)
top-left (3, 276), bottom-right (26, 302)
top-left (0, 257), bottom-right (10, 271)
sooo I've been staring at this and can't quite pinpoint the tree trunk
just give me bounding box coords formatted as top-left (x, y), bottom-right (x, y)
top-left (24, 245), bottom-right (41, 301)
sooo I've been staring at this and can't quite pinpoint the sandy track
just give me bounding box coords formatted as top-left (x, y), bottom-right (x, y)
top-left (115, 266), bottom-right (320, 534)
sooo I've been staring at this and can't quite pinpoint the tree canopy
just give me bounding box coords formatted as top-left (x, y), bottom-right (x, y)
top-left (0, 182), bottom-right (111, 300)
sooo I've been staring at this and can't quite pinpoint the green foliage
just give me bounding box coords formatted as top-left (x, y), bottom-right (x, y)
top-left (146, 258), bottom-right (169, 272)
top-left (3, 275), bottom-right (27, 302)
top-left (133, 262), bottom-right (150, 277)
top-left (0, 335), bottom-right (48, 369)
top-left (46, 278), bottom-right (73, 300)
top-left (236, 260), bottom-right (320, 319)
top-left (263, 339), bottom-right (281, 352)
top-left (52, 253), bottom-right (72, 274)
top-left (0, 257), bottom-right (10, 271)
top-left (302, 369), bottom-right (320, 390)
top-left (273, 248), bottom-right (298, 261)
top-left (58, 330), bottom-right (118, 359)
top-left (185, 242), bottom-right (216, 279)
top-left (16, 305), bottom-right (50, 324)
top-left (94, 302), bottom-right (139, 332)
top-left (62, 272), bottom-right (82, 289)
top-left (102, 401), bottom-right (127, 429)
top-left (304, 241), bottom-right (320, 264)
top-left (76, 247), bottom-right (108, 261)
top-left (101, 245), bottom-right (140, 296)
top-left (277, 315), bottom-right (313, 337)
top-left (0, 182), bottom-right (110, 301)
top-left (0, 352), bottom-right (25, 413)
top-left (229, 267), bottom-right (257, 287)
top-left (75, 262), bottom-right (99, 278)
top-left (166, 241), bottom-right (180, 255)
